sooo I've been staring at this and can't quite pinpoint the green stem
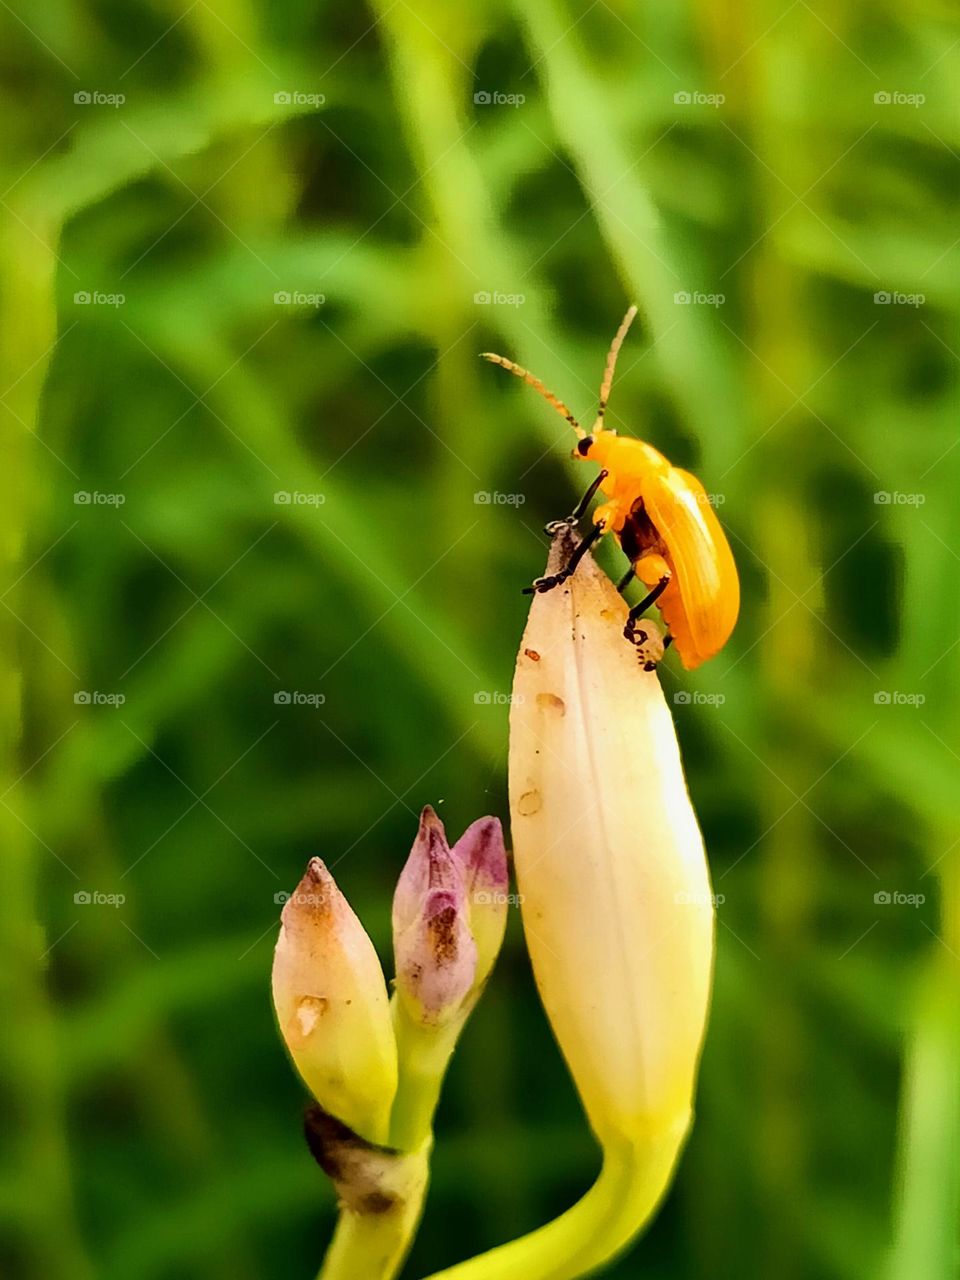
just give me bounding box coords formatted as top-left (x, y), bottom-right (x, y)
top-left (317, 1144), bottom-right (431, 1280)
top-left (315, 1000), bottom-right (464, 1280)
top-left (421, 1117), bottom-right (691, 1280)
top-left (389, 1003), bottom-right (462, 1153)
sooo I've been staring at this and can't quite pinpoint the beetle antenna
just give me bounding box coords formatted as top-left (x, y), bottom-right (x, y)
top-left (481, 352), bottom-right (584, 437)
top-left (596, 304), bottom-right (638, 430)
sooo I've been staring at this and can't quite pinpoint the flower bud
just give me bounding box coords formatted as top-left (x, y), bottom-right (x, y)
top-left (508, 528), bottom-right (715, 1148)
top-left (392, 807), bottom-right (507, 1028)
top-left (451, 815), bottom-right (509, 990)
top-left (272, 858), bottom-right (398, 1145)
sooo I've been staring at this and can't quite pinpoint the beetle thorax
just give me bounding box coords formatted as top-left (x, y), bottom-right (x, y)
top-left (585, 434), bottom-right (667, 517)
top-left (585, 432), bottom-right (665, 477)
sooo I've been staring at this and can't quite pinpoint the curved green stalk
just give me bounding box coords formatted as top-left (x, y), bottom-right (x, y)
top-left (423, 1118), bottom-right (691, 1280)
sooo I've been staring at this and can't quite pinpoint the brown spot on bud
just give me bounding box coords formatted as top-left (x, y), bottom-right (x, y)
top-left (303, 1106), bottom-right (417, 1218)
top-left (536, 692), bottom-right (566, 715)
top-left (429, 903), bottom-right (459, 965)
top-left (304, 1104), bottom-right (359, 1181)
top-left (361, 1191), bottom-right (397, 1214)
top-left (517, 788), bottom-right (542, 817)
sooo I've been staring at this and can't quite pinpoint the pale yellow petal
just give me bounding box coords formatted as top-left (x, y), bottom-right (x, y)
top-left (509, 530), bottom-right (714, 1145)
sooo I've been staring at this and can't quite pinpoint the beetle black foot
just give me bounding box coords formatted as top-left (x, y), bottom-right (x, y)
top-left (623, 620), bottom-right (654, 650)
top-left (543, 516), bottom-right (578, 536)
top-left (523, 572), bottom-right (566, 595)
top-left (523, 521), bottom-right (604, 596)
top-left (625, 620), bottom-right (667, 671)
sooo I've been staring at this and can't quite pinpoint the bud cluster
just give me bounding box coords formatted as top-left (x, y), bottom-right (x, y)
top-left (272, 808), bottom-right (508, 1151)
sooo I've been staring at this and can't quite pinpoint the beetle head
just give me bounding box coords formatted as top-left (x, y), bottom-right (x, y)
top-left (573, 429), bottom-right (618, 466)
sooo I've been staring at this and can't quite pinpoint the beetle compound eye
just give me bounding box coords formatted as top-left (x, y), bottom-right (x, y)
top-left (577, 436), bottom-right (594, 457)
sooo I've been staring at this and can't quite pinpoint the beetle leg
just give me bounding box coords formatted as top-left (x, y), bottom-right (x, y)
top-left (543, 469), bottom-right (609, 535)
top-left (568, 469), bottom-right (609, 522)
top-left (524, 522), bottom-right (604, 594)
top-left (616, 566), bottom-right (635, 593)
top-left (623, 570), bottom-right (671, 642)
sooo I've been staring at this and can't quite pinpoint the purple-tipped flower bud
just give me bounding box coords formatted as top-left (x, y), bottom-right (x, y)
top-left (272, 859), bottom-right (398, 1144)
top-left (451, 815), bottom-right (509, 990)
top-left (392, 807), bottom-right (508, 1028)
top-left (392, 806), bottom-right (462, 924)
top-left (396, 885), bottom-right (477, 1027)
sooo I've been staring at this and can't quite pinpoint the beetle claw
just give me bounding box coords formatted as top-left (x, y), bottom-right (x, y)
top-left (625, 618), bottom-right (666, 670)
top-left (523, 575), bottom-right (560, 595)
top-left (544, 516), bottom-right (577, 536)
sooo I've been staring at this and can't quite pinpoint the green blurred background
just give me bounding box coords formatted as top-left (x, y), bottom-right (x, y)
top-left (1, 1), bottom-right (957, 1278)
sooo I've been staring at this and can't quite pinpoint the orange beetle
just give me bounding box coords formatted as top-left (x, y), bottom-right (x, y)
top-left (483, 305), bottom-right (739, 670)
